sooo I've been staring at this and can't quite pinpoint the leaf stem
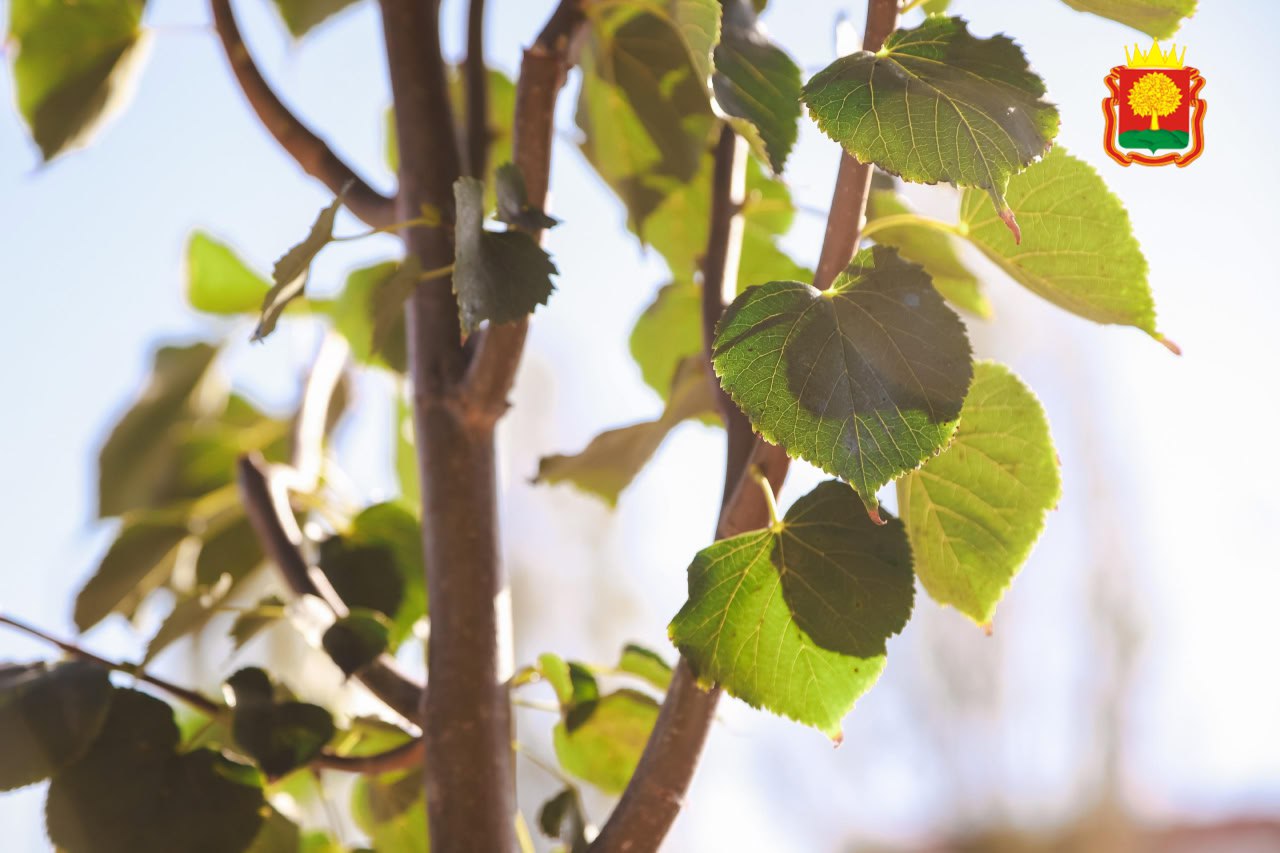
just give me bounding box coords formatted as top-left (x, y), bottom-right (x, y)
top-left (899, 0), bottom-right (928, 13)
top-left (859, 212), bottom-right (964, 241)
top-left (750, 466), bottom-right (782, 528)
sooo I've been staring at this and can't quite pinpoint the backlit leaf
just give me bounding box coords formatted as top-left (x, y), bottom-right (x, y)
top-left (74, 516), bottom-right (192, 632)
top-left (0, 661), bottom-right (112, 791)
top-left (1059, 0), bottom-right (1196, 39)
top-left (326, 260), bottom-right (415, 372)
top-left (669, 480), bottom-right (914, 736)
top-left (802, 16), bottom-right (1059, 220)
top-left (538, 787), bottom-right (589, 853)
top-left (898, 362), bottom-right (1060, 624)
top-left (185, 232), bottom-right (270, 316)
top-left (229, 596), bottom-right (286, 651)
top-left (713, 246), bottom-right (973, 506)
top-left (270, 0), bottom-right (361, 38)
top-left (617, 644), bottom-right (673, 691)
top-left (629, 281), bottom-right (703, 401)
top-left (351, 769), bottom-right (428, 853)
top-left (254, 194), bottom-right (344, 341)
top-left (553, 689), bottom-right (660, 794)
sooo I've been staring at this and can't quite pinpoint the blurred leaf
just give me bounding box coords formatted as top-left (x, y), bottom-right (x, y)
top-left (229, 596), bottom-right (287, 651)
top-left (254, 194), bottom-right (344, 341)
top-left (143, 575), bottom-right (235, 665)
top-left (865, 189), bottom-right (990, 318)
top-left (629, 282), bottom-right (704, 403)
top-left (713, 0), bottom-right (803, 173)
top-left (0, 661), bottom-right (112, 791)
top-left (713, 246), bottom-right (973, 506)
top-left (194, 512), bottom-right (264, 588)
top-left (538, 787), bottom-right (589, 853)
top-left (74, 516), bottom-right (192, 632)
top-left (923, 0), bottom-right (952, 12)
top-left (898, 362), bottom-right (1061, 624)
top-left (8, 0), bottom-right (149, 161)
top-left (536, 358), bottom-right (718, 505)
top-left (1059, 0), bottom-right (1196, 38)
top-left (670, 481), bottom-right (913, 736)
top-left (452, 176), bottom-right (557, 333)
top-left (345, 502), bottom-right (427, 648)
top-left (269, 0), bottom-right (361, 38)
top-left (322, 609), bottom-right (391, 678)
top-left (326, 260), bottom-right (414, 372)
top-left (495, 162), bottom-right (559, 231)
top-left (553, 690), bottom-right (659, 795)
top-left (616, 644), bottom-right (673, 691)
top-left (185, 232), bottom-right (270, 316)
top-left (395, 390), bottom-right (420, 510)
top-left (245, 807), bottom-right (301, 853)
top-left (803, 16), bottom-right (1059, 219)
top-left (957, 147), bottom-right (1168, 344)
top-left (46, 689), bottom-right (265, 853)
top-left (351, 769), bottom-right (428, 853)
top-left (226, 668), bottom-right (336, 778)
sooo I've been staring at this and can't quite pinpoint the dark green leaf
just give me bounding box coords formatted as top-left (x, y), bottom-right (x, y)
top-left (74, 516), bottom-right (191, 632)
top-left (803, 16), bottom-right (1059, 222)
top-left (452, 177), bottom-right (557, 333)
top-left (495, 162), bottom-right (559, 231)
top-left (185, 232), bottom-right (271, 315)
top-left (617, 644), bottom-right (673, 691)
top-left (538, 787), bottom-right (589, 853)
top-left (712, 246), bottom-right (973, 507)
top-left (226, 668), bottom-right (336, 778)
top-left (670, 480), bottom-right (914, 736)
top-left (46, 689), bottom-right (265, 853)
top-left (345, 502), bottom-right (427, 648)
top-left (536, 357), bottom-right (718, 505)
top-left (957, 146), bottom-right (1169, 345)
top-left (8, 0), bottom-right (148, 160)
top-left (865, 189), bottom-right (990, 318)
top-left (194, 512), bottom-right (264, 588)
top-left (713, 0), bottom-right (803, 172)
top-left (254, 194), bottom-right (345, 341)
top-left (270, 0), bottom-right (361, 38)
top-left (318, 537), bottom-right (404, 626)
top-left (0, 661), bottom-right (112, 791)
top-left (1060, 0), bottom-right (1196, 38)
top-left (553, 690), bottom-right (659, 794)
top-left (322, 610), bottom-right (391, 678)
top-left (898, 362), bottom-right (1060, 624)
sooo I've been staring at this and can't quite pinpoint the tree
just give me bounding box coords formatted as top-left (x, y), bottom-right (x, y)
top-left (1128, 71), bottom-right (1182, 130)
top-left (0, 0), bottom-right (1192, 851)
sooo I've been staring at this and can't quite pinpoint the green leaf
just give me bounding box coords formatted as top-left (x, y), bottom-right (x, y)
top-left (46, 689), bottom-right (265, 853)
top-left (254, 194), bottom-right (345, 341)
top-left (802, 16), bottom-right (1059, 223)
top-left (229, 596), bottom-right (287, 651)
top-left (537, 653), bottom-right (576, 708)
top-left (7, 0), bottom-right (149, 161)
top-left (345, 502), bottom-right (427, 648)
top-left (245, 807), bottom-right (302, 853)
top-left (617, 644), bottom-right (673, 691)
top-left (452, 176), bottom-right (557, 333)
top-left (898, 362), bottom-right (1060, 624)
top-left (576, 0), bottom-right (721, 234)
top-left (553, 689), bottom-right (660, 794)
top-left (865, 189), bottom-right (990, 318)
top-left (536, 357), bottom-right (718, 505)
top-left (713, 0), bottom-right (803, 173)
top-left (713, 246), bottom-right (973, 507)
top-left (538, 787), bottom-right (589, 853)
top-left (194, 512), bottom-right (264, 588)
top-left (318, 537), bottom-right (404, 631)
top-left (322, 609), bottom-right (391, 678)
top-left (326, 260), bottom-right (416, 372)
top-left (495, 162), bottom-right (559, 231)
top-left (97, 342), bottom-right (220, 518)
top-left (351, 769), bottom-right (428, 853)
top-left (226, 668), bottom-right (336, 778)
top-left (1059, 0), bottom-right (1196, 38)
top-left (957, 147), bottom-right (1170, 346)
top-left (923, 0), bottom-right (952, 13)
top-left (630, 282), bottom-right (704, 402)
top-left (143, 575), bottom-right (236, 665)
top-left (395, 390), bottom-right (420, 510)
top-left (670, 480), bottom-right (914, 736)
top-left (185, 232), bottom-right (271, 315)
top-left (74, 516), bottom-right (192, 632)
top-left (269, 0), bottom-right (361, 38)
top-left (0, 661), bottom-right (112, 791)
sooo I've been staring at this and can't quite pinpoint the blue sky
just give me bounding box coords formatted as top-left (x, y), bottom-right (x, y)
top-left (2, 1), bottom-right (1278, 850)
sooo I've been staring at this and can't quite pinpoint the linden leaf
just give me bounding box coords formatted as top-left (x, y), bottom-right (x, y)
top-left (0, 661), bottom-right (112, 791)
top-left (226, 668), bottom-right (336, 778)
top-left (185, 233), bottom-right (271, 315)
top-left (452, 177), bottom-right (557, 333)
top-left (630, 282), bottom-right (704, 401)
top-left (802, 16), bottom-right (1059, 227)
top-left (712, 0), bottom-right (803, 173)
top-left (8, 0), bottom-right (149, 161)
top-left (897, 362), bottom-right (1060, 624)
top-left (74, 516), bottom-right (193, 632)
top-left (616, 644), bottom-right (674, 691)
top-left (713, 246), bottom-right (973, 507)
top-left (538, 787), bottom-right (590, 853)
top-left (270, 0), bottom-right (361, 38)
top-left (669, 480), bottom-right (914, 736)
top-left (323, 610), bottom-right (392, 678)
top-left (326, 259), bottom-right (420, 373)
top-left (957, 147), bottom-right (1169, 346)
top-left (536, 357), bottom-right (718, 505)
top-left (254, 194), bottom-right (345, 341)
top-left (1059, 0), bottom-right (1197, 39)
top-left (553, 690), bottom-right (660, 795)
top-left (494, 163), bottom-right (559, 231)
top-left (865, 188), bottom-right (990, 318)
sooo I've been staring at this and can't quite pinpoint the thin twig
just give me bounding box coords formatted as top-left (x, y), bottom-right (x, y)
top-left (207, 0), bottom-right (395, 228)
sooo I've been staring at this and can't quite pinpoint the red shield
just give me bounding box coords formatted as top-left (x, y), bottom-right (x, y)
top-left (1103, 66), bottom-right (1205, 167)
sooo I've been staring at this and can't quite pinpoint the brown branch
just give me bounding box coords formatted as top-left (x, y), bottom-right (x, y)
top-left (208, 0), bottom-right (395, 228)
top-left (464, 0), bottom-right (490, 179)
top-left (235, 454), bottom-right (423, 723)
top-left (590, 2), bottom-right (901, 848)
top-left (311, 736), bottom-right (427, 774)
top-left (461, 0), bottom-right (587, 418)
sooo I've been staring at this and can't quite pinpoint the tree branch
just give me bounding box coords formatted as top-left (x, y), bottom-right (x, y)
top-left (590, 2), bottom-right (901, 848)
top-left (208, 0), bottom-right (395, 228)
top-left (236, 454), bottom-right (423, 723)
top-left (461, 0), bottom-right (587, 417)
top-left (464, 0), bottom-right (490, 179)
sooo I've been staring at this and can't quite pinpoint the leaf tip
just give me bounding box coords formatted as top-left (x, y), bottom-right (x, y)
top-left (980, 621), bottom-right (994, 637)
top-left (997, 207), bottom-right (1022, 244)
top-left (1156, 334), bottom-right (1182, 356)
top-left (866, 505), bottom-right (887, 526)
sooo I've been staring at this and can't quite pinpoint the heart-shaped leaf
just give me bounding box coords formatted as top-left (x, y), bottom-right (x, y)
top-left (553, 689), bottom-right (660, 795)
top-left (322, 610), bottom-right (391, 678)
top-left (0, 661), bottom-right (112, 791)
top-left (226, 668), bottom-right (336, 778)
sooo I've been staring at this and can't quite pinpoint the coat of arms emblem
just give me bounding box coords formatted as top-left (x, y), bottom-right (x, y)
top-left (1103, 39), bottom-right (1205, 167)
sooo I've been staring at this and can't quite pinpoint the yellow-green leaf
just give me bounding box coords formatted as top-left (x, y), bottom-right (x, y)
top-left (185, 232), bottom-right (270, 316)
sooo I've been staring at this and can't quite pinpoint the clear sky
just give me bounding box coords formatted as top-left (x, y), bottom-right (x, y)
top-left (2, 1), bottom-right (1277, 850)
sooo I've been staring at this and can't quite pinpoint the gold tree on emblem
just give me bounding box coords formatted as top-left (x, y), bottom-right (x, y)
top-left (1128, 72), bottom-right (1182, 131)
